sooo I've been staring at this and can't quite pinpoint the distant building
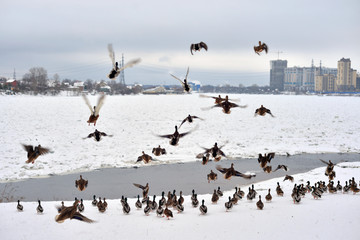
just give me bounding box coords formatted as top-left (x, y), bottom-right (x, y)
top-left (188, 80), bottom-right (201, 92)
top-left (336, 58), bottom-right (356, 91)
top-left (315, 74), bottom-right (336, 92)
top-left (270, 60), bottom-right (287, 91)
top-left (357, 74), bottom-right (360, 90)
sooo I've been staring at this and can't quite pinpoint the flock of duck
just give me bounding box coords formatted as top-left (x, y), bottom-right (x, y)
top-left (17, 42), bottom-right (359, 223)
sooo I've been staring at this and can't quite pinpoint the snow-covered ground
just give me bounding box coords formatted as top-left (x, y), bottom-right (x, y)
top-left (1, 161), bottom-right (359, 240)
top-left (0, 93), bottom-right (359, 182)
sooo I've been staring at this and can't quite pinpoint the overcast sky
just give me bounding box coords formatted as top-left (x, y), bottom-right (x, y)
top-left (0, 0), bottom-right (359, 86)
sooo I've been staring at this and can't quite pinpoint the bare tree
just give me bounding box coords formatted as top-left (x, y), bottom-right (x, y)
top-left (22, 67), bottom-right (48, 93)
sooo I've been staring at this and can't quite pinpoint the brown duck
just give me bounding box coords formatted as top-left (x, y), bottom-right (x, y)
top-left (207, 170), bottom-right (217, 183)
top-left (179, 114), bottom-right (203, 128)
top-left (255, 105), bottom-right (274, 117)
top-left (82, 94), bottom-right (105, 126)
top-left (22, 144), bottom-right (50, 164)
top-left (136, 151), bottom-right (153, 164)
top-left (133, 183), bottom-right (149, 199)
top-left (190, 42), bottom-right (208, 55)
top-left (170, 67), bottom-right (191, 93)
top-left (258, 152), bottom-right (275, 168)
top-left (254, 41), bottom-right (268, 55)
top-left (210, 95), bottom-right (247, 114)
top-left (158, 125), bottom-right (193, 146)
top-left (55, 199), bottom-right (94, 223)
top-left (152, 145), bottom-right (166, 156)
top-left (75, 175), bottom-right (88, 191)
top-left (216, 163), bottom-right (255, 180)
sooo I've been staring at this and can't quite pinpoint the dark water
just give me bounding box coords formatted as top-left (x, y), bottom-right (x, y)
top-left (1, 153), bottom-right (358, 202)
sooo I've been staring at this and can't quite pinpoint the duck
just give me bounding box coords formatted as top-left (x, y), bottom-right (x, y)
top-left (170, 67), bottom-right (191, 93)
top-left (254, 105), bottom-right (274, 117)
top-left (136, 151), bottom-right (153, 164)
top-left (336, 181), bottom-right (342, 191)
top-left (164, 206), bottom-right (173, 219)
top-left (201, 142), bottom-right (226, 160)
top-left (265, 189), bottom-right (272, 202)
top-left (276, 182), bottom-right (284, 196)
top-left (192, 194), bottom-right (199, 207)
top-left (152, 145), bottom-right (166, 156)
top-left (22, 144), bottom-right (50, 164)
top-left (238, 187), bottom-right (245, 198)
top-left (17, 200), bottom-right (23, 211)
top-left (92, 195), bottom-right (98, 206)
top-left (231, 194), bottom-right (238, 205)
top-left (142, 196), bottom-right (149, 205)
top-left (57, 201), bottom-right (65, 213)
top-left (144, 200), bottom-right (151, 216)
top-left (150, 195), bottom-right (158, 211)
top-left (103, 198), bottom-right (108, 208)
top-left (343, 181), bottom-right (350, 193)
top-left (225, 196), bottom-right (233, 211)
top-left (350, 183), bottom-right (360, 194)
top-left (37, 200), bottom-right (43, 214)
top-left (217, 187), bottom-right (223, 197)
top-left (159, 191), bottom-right (166, 207)
top-left (75, 175), bottom-right (88, 191)
top-left (201, 153), bottom-right (210, 165)
top-left (78, 199), bottom-right (84, 212)
top-left (176, 199), bottom-right (184, 213)
top-left (156, 201), bottom-right (164, 217)
top-left (123, 198), bottom-right (131, 214)
top-left (208, 95), bottom-right (247, 114)
top-left (171, 190), bottom-right (178, 208)
top-left (253, 41), bottom-right (268, 55)
top-left (311, 185), bottom-right (322, 199)
top-left (216, 163), bottom-right (254, 180)
top-left (55, 199), bottom-right (94, 223)
top-left (133, 183), bottom-right (149, 199)
top-left (263, 166), bottom-right (272, 173)
top-left (135, 195), bottom-right (142, 209)
top-left (190, 41), bottom-right (208, 55)
top-left (179, 114), bottom-right (203, 129)
top-left (158, 125), bottom-right (194, 146)
top-left (84, 129), bottom-right (112, 142)
top-left (82, 94), bottom-right (106, 126)
top-left (207, 170), bottom-right (218, 183)
top-left (199, 199), bottom-right (207, 215)
top-left (292, 187), bottom-right (302, 204)
top-left (211, 189), bottom-right (219, 204)
top-left (191, 189), bottom-right (196, 202)
top-left (234, 187), bottom-right (242, 200)
top-left (305, 181), bottom-right (312, 193)
top-left (97, 197), bottom-right (106, 213)
top-left (256, 195), bottom-right (264, 210)
top-left (258, 152), bottom-right (275, 168)
top-left (283, 175), bottom-right (294, 182)
top-left (166, 191), bottom-right (173, 207)
top-left (328, 170), bottom-right (336, 180)
top-left (178, 191), bottom-right (184, 205)
top-left (107, 44), bottom-right (141, 80)
top-left (246, 186), bottom-right (256, 201)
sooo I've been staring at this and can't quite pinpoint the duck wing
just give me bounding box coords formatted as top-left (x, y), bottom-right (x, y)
top-left (263, 43), bottom-right (268, 53)
top-left (215, 165), bottom-right (229, 174)
top-left (37, 146), bottom-right (50, 155)
top-left (133, 183), bottom-right (146, 190)
top-left (118, 58), bottom-right (141, 72)
top-left (190, 44), bottom-right (194, 55)
top-left (234, 170), bottom-right (253, 179)
top-left (267, 152), bottom-right (275, 162)
top-left (170, 74), bottom-right (185, 87)
top-left (71, 212), bottom-right (95, 223)
top-left (273, 165), bottom-right (289, 172)
top-left (185, 67), bottom-right (190, 81)
top-left (178, 118), bottom-right (187, 129)
top-left (94, 94), bottom-right (106, 116)
top-left (319, 159), bottom-right (330, 165)
top-left (22, 144), bottom-right (34, 154)
top-left (85, 133), bottom-right (95, 139)
top-left (82, 94), bottom-right (93, 113)
top-left (200, 41), bottom-right (208, 51)
top-left (107, 43), bottom-right (116, 69)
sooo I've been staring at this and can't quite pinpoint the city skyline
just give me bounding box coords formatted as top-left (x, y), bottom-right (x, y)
top-left (1, 0), bottom-right (359, 86)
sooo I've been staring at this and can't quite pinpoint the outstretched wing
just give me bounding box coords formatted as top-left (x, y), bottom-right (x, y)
top-left (263, 43), bottom-right (268, 53)
top-left (38, 146), bottom-right (50, 155)
top-left (185, 67), bottom-right (189, 81)
top-left (234, 171), bottom-right (253, 179)
top-left (215, 165), bottom-right (228, 174)
top-left (118, 58), bottom-right (141, 72)
top-left (200, 42), bottom-right (208, 51)
top-left (218, 149), bottom-right (226, 157)
top-left (71, 212), bottom-right (95, 223)
top-left (230, 102), bottom-right (247, 108)
top-left (22, 144), bottom-right (34, 154)
top-left (157, 133), bottom-right (174, 139)
top-left (274, 165), bottom-right (289, 172)
top-left (133, 183), bottom-right (146, 190)
top-left (170, 73), bottom-right (185, 87)
top-left (94, 94), bottom-right (106, 116)
top-left (319, 159), bottom-right (330, 166)
top-left (190, 44), bottom-right (194, 55)
top-left (107, 44), bottom-right (116, 69)
top-left (267, 152), bottom-right (275, 162)
top-left (82, 94), bottom-right (94, 113)
top-left (178, 118), bottom-right (187, 129)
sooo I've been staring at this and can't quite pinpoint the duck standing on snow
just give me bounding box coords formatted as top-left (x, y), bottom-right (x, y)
top-left (255, 105), bottom-right (274, 117)
top-left (199, 199), bottom-right (207, 215)
top-left (170, 67), bottom-right (191, 93)
top-left (123, 198), bottom-right (131, 214)
top-left (92, 195), bottom-right (98, 206)
top-left (211, 189), bottom-right (219, 204)
top-left (82, 94), bottom-right (105, 126)
top-left (254, 41), bottom-right (268, 55)
top-left (152, 145), bottom-right (166, 156)
top-left (84, 129), bottom-right (112, 142)
top-left (216, 163), bottom-right (255, 180)
top-left (157, 125), bottom-right (194, 146)
top-left (276, 182), bottom-right (284, 196)
top-left (75, 175), bottom-right (88, 191)
top-left (256, 195), bottom-right (264, 210)
top-left (265, 189), bottom-right (272, 202)
top-left (164, 206), bottom-right (173, 219)
top-left (22, 144), bottom-right (50, 164)
top-left (190, 41), bottom-right (208, 55)
top-left (225, 196), bottom-right (233, 211)
top-left (37, 200), bottom-right (43, 214)
top-left (17, 200), bottom-right (23, 211)
top-left (135, 195), bottom-right (142, 209)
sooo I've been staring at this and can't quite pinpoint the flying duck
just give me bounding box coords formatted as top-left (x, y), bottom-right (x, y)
top-left (206, 95), bottom-right (247, 114)
top-left (258, 152), bottom-right (275, 168)
top-left (152, 145), bottom-right (166, 156)
top-left (75, 175), bottom-right (88, 191)
top-left (82, 94), bottom-right (105, 126)
top-left (84, 129), bottom-right (112, 141)
top-left (216, 163), bottom-right (255, 180)
top-left (190, 41), bottom-right (208, 55)
top-left (133, 183), bottom-right (149, 199)
top-left (170, 67), bottom-right (191, 93)
top-left (254, 41), bottom-right (268, 55)
top-left (136, 151), bottom-right (153, 164)
top-left (55, 199), bottom-right (94, 223)
top-left (158, 125), bottom-right (194, 146)
top-left (22, 144), bottom-right (50, 164)
top-left (179, 114), bottom-right (203, 128)
top-left (255, 105), bottom-right (274, 117)
top-left (207, 170), bottom-right (218, 183)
